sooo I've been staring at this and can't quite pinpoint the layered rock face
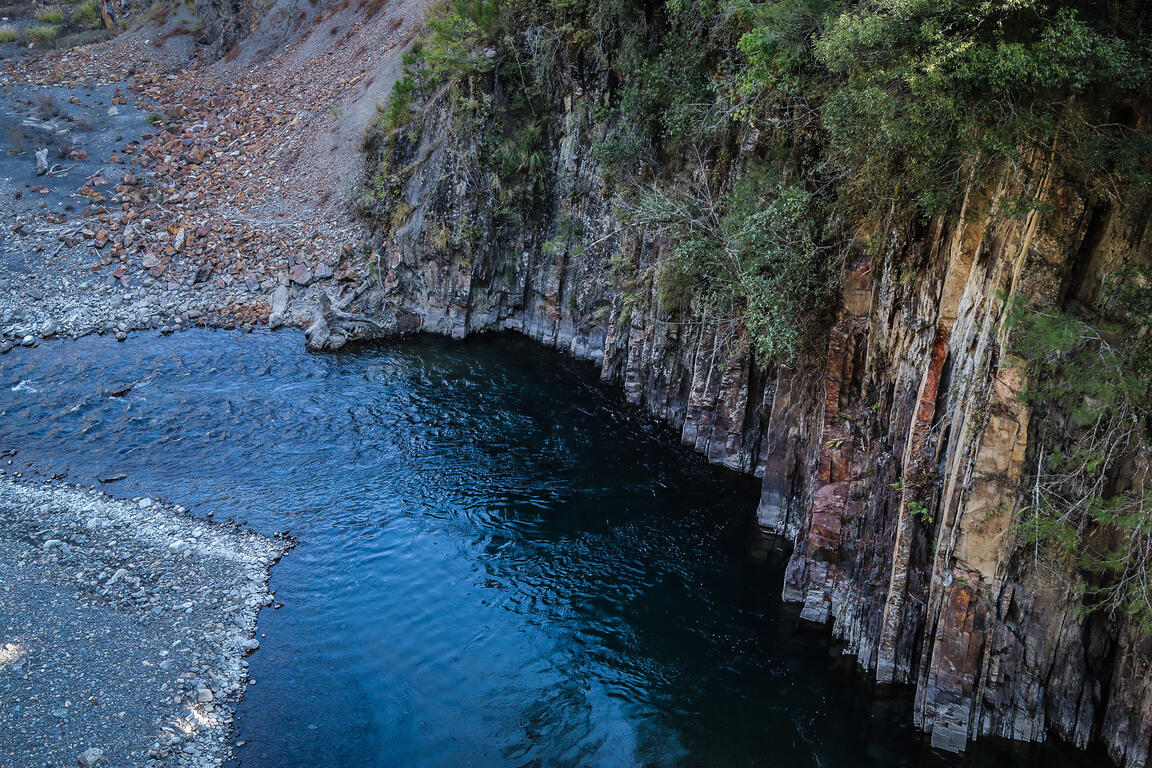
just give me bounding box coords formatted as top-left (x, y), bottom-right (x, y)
top-left (313, 80), bottom-right (1152, 768)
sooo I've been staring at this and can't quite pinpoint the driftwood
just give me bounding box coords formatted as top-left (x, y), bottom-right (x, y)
top-left (317, 290), bottom-right (388, 333)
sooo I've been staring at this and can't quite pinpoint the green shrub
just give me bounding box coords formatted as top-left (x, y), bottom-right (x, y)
top-left (71, 0), bottom-right (102, 27)
top-left (653, 257), bottom-right (695, 314)
top-left (35, 7), bottom-right (65, 24)
top-left (730, 1), bottom-right (1152, 219)
top-left (908, 500), bottom-right (933, 525)
top-left (0, 24), bottom-right (19, 43)
top-left (829, 4), bottom-right (1135, 210)
top-left (26, 24), bottom-right (60, 44)
top-left (381, 0), bottom-right (1152, 221)
top-left (626, 166), bottom-right (839, 363)
top-left (383, 0), bottom-right (730, 173)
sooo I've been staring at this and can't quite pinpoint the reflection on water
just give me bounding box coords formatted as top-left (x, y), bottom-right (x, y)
top-left (0, 329), bottom-right (1105, 767)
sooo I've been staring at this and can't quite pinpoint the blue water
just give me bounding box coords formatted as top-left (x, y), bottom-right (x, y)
top-left (0, 329), bottom-right (1102, 767)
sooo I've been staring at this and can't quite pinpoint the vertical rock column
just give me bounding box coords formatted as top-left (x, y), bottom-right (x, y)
top-left (876, 192), bottom-right (986, 685)
top-left (913, 166), bottom-right (1056, 752)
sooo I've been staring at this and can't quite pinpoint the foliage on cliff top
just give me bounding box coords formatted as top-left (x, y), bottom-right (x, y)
top-left (373, 0), bottom-right (740, 168)
top-left (375, 0), bottom-right (1152, 214)
top-left (625, 165), bottom-right (839, 362)
top-left (391, 1), bottom-right (1152, 205)
top-left (739, 0), bottom-right (1152, 216)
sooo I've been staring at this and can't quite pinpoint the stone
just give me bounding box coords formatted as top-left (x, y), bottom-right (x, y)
top-left (35, 148), bottom-right (49, 175)
top-left (21, 336), bottom-right (36, 347)
top-left (106, 383), bottom-right (133, 398)
top-left (288, 264), bottom-right (312, 286)
top-left (168, 540), bottom-right (190, 555)
top-left (193, 263), bottom-right (213, 284)
top-left (304, 312), bottom-right (331, 350)
top-left (77, 747), bottom-right (104, 767)
top-left (268, 285), bottom-right (289, 328)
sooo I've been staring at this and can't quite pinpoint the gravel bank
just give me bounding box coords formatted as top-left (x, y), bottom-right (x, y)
top-left (0, 78), bottom-right (280, 349)
top-left (0, 477), bottom-right (290, 768)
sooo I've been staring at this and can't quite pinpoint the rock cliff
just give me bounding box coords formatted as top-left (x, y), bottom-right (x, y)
top-left (303, 6), bottom-right (1152, 767)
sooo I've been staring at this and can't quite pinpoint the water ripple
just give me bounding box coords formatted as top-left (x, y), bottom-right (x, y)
top-left (0, 329), bottom-right (1100, 768)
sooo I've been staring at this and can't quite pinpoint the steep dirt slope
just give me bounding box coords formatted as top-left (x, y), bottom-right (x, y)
top-left (1, 0), bottom-right (428, 346)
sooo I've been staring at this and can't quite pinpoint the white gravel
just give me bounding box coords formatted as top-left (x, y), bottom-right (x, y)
top-left (0, 476), bottom-right (291, 767)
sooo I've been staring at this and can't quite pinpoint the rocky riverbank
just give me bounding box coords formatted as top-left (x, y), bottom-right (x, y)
top-left (0, 475), bottom-right (290, 768)
top-left (0, 69), bottom-right (324, 348)
top-left (0, 0), bottom-right (427, 351)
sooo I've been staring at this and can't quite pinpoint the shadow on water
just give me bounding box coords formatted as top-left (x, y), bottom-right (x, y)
top-left (0, 329), bottom-right (1110, 767)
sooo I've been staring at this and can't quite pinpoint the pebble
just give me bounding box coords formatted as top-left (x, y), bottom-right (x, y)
top-left (77, 747), bottom-right (104, 766)
top-left (167, 540), bottom-right (190, 554)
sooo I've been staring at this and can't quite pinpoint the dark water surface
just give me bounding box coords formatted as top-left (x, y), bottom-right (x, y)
top-left (0, 330), bottom-right (1101, 768)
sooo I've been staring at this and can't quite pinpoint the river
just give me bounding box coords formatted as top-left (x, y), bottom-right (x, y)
top-left (0, 329), bottom-right (1101, 767)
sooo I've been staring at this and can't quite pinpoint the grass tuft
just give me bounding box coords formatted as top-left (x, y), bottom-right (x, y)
top-left (35, 7), bottom-right (65, 24)
top-left (26, 24), bottom-right (61, 45)
top-left (71, 0), bottom-right (102, 27)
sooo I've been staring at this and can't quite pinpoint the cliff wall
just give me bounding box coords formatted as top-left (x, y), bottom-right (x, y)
top-left (303, 10), bottom-right (1152, 767)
